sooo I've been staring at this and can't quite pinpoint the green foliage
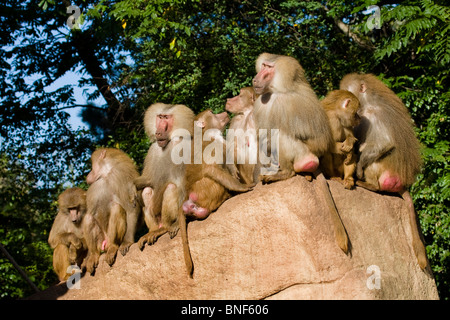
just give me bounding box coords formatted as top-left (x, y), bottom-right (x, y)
top-left (104, 128), bottom-right (149, 173)
top-left (376, 0), bottom-right (450, 65)
top-left (363, 1), bottom-right (449, 298)
top-left (0, 154), bottom-right (59, 298)
top-left (1, 0), bottom-right (449, 299)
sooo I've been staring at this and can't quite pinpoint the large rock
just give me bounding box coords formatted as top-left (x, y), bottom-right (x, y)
top-left (32, 176), bottom-right (439, 299)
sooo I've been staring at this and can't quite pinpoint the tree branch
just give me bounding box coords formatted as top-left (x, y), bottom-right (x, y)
top-left (0, 244), bottom-right (40, 293)
top-left (71, 30), bottom-right (124, 131)
top-left (60, 1), bottom-right (123, 132)
top-left (320, 4), bottom-right (375, 51)
top-left (57, 104), bottom-right (106, 111)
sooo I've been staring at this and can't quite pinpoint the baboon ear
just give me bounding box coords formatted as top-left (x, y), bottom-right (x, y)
top-left (99, 149), bottom-right (107, 160)
top-left (360, 83), bottom-right (367, 93)
top-left (342, 98), bottom-right (351, 109)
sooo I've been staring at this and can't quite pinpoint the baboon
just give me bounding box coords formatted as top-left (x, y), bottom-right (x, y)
top-left (320, 90), bottom-right (361, 189)
top-left (180, 109), bottom-right (253, 277)
top-left (134, 103), bottom-right (195, 250)
top-left (225, 87), bottom-right (259, 185)
top-left (48, 187), bottom-right (89, 281)
top-left (252, 53), bottom-right (349, 253)
top-left (340, 73), bottom-right (427, 269)
top-left (82, 148), bottom-right (141, 274)
top-left (183, 109), bottom-right (253, 219)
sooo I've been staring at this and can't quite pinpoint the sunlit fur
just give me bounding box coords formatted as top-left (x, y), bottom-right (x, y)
top-left (144, 103), bottom-right (195, 143)
top-left (254, 53), bottom-right (334, 172)
top-left (48, 187), bottom-right (88, 281)
top-left (185, 110), bottom-right (251, 216)
top-left (320, 90), bottom-right (360, 189)
top-left (340, 73), bottom-right (427, 270)
top-left (88, 148), bottom-right (140, 218)
top-left (181, 110), bottom-right (252, 277)
top-left (253, 53), bottom-right (348, 254)
top-left (138, 103), bottom-right (195, 249)
top-left (141, 103), bottom-right (195, 204)
top-left (226, 87), bottom-right (258, 184)
top-left (340, 73), bottom-right (422, 188)
top-left (84, 148), bottom-right (141, 273)
top-left (255, 53), bottom-right (307, 94)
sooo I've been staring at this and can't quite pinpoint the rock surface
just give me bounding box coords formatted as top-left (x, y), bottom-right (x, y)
top-left (31, 176), bottom-right (439, 300)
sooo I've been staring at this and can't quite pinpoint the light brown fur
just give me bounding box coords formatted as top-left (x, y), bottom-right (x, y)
top-left (253, 53), bottom-right (348, 253)
top-left (226, 87), bottom-right (259, 184)
top-left (48, 187), bottom-right (88, 281)
top-left (320, 90), bottom-right (360, 189)
top-left (186, 110), bottom-right (252, 211)
top-left (82, 148), bottom-right (141, 275)
top-left (340, 74), bottom-right (422, 187)
top-left (180, 110), bottom-right (253, 277)
top-left (340, 73), bottom-right (427, 269)
top-left (135, 103), bottom-right (195, 250)
top-left (253, 53), bottom-right (333, 177)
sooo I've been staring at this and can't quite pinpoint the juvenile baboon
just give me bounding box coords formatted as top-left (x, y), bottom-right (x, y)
top-left (320, 90), bottom-right (361, 189)
top-left (225, 87), bottom-right (259, 185)
top-left (83, 148), bottom-right (141, 274)
top-left (183, 109), bottom-right (253, 219)
top-left (340, 73), bottom-right (427, 269)
top-left (180, 109), bottom-right (253, 277)
top-left (48, 187), bottom-right (89, 281)
top-left (252, 53), bottom-right (349, 253)
top-left (134, 103), bottom-right (195, 250)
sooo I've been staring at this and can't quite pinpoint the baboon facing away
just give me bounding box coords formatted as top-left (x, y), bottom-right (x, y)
top-left (83, 148), bottom-right (141, 274)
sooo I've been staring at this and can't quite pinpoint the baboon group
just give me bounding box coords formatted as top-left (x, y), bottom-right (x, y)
top-left (48, 53), bottom-right (428, 282)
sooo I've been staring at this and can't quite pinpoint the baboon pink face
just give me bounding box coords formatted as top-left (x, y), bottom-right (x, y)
top-left (253, 61), bottom-right (275, 95)
top-left (67, 207), bottom-right (82, 224)
top-left (225, 94), bottom-right (241, 113)
top-left (155, 114), bottom-right (174, 148)
top-left (225, 88), bottom-right (256, 114)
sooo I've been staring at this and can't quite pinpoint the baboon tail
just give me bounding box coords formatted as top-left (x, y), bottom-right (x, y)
top-left (314, 170), bottom-right (349, 254)
top-left (401, 190), bottom-right (428, 270)
top-left (179, 210), bottom-right (194, 278)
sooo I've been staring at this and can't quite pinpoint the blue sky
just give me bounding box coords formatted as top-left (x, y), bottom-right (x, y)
top-left (42, 70), bottom-right (105, 130)
top-left (4, 7), bottom-right (106, 132)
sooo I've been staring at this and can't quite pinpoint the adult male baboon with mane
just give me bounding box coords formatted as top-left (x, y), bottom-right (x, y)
top-left (252, 53), bottom-right (349, 253)
top-left (134, 103), bottom-right (195, 250)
